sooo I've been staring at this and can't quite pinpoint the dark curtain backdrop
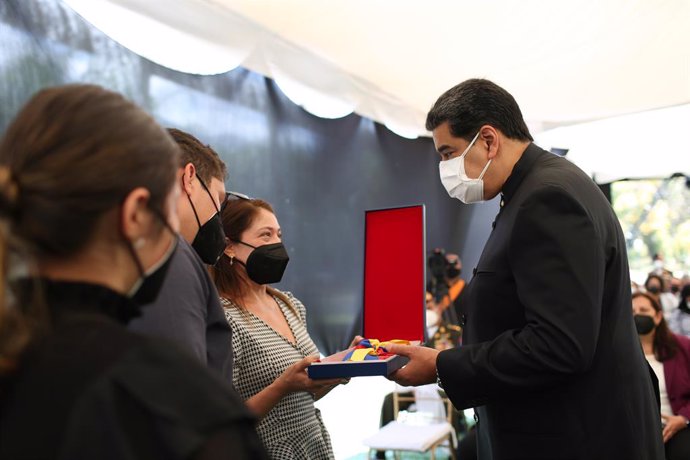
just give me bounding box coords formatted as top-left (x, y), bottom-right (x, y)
top-left (0, 0), bottom-right (496, 354)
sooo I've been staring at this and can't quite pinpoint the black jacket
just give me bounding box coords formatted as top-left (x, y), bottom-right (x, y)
top-left (0, 280), bottom-right (267, 460)
top-left (436, 144), bottom-right (664, 460)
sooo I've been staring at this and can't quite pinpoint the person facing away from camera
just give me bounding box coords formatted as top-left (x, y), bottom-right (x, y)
top-left (0, 84), bottom-right (267, 460)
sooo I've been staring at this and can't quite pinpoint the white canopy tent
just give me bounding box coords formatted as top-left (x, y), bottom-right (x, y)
top-left (63, 0), bottom-right (690, 180)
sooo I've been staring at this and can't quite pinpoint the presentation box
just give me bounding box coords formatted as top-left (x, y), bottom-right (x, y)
top-left (308, 205), bottom-right (426, 379)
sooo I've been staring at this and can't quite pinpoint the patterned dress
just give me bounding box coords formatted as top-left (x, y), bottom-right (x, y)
top-left (220, 292), bottom-right (334, 459)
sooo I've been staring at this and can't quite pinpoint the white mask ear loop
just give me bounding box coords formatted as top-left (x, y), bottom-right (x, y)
top-left (459, 131), bottom-right (482, 160)
top-left (471, 131), bottom-right (493, 180)
top-left (478, 157), bottom-right (493, 180)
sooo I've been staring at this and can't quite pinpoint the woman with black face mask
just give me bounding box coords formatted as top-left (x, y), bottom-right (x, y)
top-left (646, 273), bottom-right (677, 315)
top-left (633, 292), bottom-right (690, 460)
top-left (0, 85), bottom-right (267, 460)
top-left (210, 197), bottom-right (347, 459)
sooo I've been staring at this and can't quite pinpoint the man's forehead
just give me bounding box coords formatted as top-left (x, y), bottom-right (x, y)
top-left (432, 123), bottom-right (471, 153)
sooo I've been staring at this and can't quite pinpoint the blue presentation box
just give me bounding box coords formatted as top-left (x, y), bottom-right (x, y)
top-left (307, 347), bottom-right (410, 380)
top-left (307, 205), bottom-right (426, 380)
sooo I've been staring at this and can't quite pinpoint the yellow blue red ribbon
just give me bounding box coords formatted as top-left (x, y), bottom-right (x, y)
top-left (343, 339), bottom-right (410, 361)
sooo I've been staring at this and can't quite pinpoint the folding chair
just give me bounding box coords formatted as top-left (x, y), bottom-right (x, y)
top-left (363, 384), bottom-right (457, 459)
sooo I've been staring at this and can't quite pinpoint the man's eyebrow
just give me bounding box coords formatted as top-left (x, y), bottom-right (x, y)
top-left (437, 144), bottom-right (453, 154)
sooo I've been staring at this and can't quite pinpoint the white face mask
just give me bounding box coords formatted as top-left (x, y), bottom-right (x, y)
top-left (438, 131), bottom-right (492, 204)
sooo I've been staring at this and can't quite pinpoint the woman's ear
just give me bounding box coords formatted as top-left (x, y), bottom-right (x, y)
top-left (120, 187), bottom-right (152, 241)
top-left (654, 310), bottom-right (664, 326)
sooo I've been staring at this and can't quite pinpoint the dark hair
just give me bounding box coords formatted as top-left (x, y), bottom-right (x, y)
top-left (167, 128), bottom-right (226, 185)
top-left (633, 291), bottom-right (678, 361)
top-left (0, 84), bottom-right (179, 374)
top-left (426, 78), bottom-right (533, 142)
top-left (644, 273), bottom-right (665, 291)
top-left (679, 284), bottom-right (690, 314)
top-left (210, 198), bottom-right (295, 315)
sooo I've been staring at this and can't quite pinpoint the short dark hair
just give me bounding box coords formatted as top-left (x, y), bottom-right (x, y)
top-left (426, 78), bottom-right (533, 142)
top-left (167, 128), bottom-right (227, 184)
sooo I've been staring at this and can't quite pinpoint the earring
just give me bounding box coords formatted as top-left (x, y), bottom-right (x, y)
top-left (230, 256), bottom-right (234, 266)
top-left (133, 238), bottom-right (146, 249)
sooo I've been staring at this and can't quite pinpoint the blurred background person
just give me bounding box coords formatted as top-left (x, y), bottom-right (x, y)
top-left (210, 196), bottom-right (344, 459)
top-left (427, 248), bottom-right (466, 325)
top-left (426, 291), bottom-right (463, 351)
top-left (633, 292), bottom-right (690, 460)
top-left (645, 273), bottom-right (677, 317)
top-left (668, 284), bottom-right (690, 338)
top-left (0, 85), bottom-right (266, 459)
top-left (128, 128), bottom-right (232, 380)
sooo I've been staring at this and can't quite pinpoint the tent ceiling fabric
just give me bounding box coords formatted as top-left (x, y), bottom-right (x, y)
top-left (535, 104), bottom-right (690, 183)
top-left (62, 0), bottom-right (690, 178)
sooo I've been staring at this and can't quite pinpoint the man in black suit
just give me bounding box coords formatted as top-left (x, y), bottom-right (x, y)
top-left (388, 79), bottom-right (663, 459)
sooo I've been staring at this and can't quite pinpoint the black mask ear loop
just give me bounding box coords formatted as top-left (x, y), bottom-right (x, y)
top-left (228, 240), bottom-right (254, 268)
top-left (184, 175), bottom-right (203, 230)
top-left (125, 194), bottom-right (176, 273)
top-left (196, 173), bottom-right (221, 212)
top-left (119, 197), bottom-right (146, 294)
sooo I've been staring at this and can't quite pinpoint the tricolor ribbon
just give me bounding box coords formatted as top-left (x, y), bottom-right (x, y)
top-left (343, 339), bottom-right (410, 362)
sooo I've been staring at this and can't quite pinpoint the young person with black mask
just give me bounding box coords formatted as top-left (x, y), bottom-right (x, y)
top-left (633, 291), bottom-right (690, 460)
top-left (645, 272), bottom-right (677, 316)
top-left (209, 197), bottom-right (346, 459)
top-left (0, 85), bottom-right (267, 459)
top-left (128, 129), bottom-right (232, 381)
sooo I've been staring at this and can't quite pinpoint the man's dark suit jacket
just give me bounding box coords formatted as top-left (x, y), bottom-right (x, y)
top-left (436, 143), bottom-right (664, 460)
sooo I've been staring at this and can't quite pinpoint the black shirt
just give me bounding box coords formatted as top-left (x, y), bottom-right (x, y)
top-left (0, 279), bottom-right (267, 460)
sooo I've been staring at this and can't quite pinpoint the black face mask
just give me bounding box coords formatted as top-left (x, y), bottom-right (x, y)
top-left (634, 314), bottom-right (656, 335)
top-left (647, 286), bottom-right (661, 295)
top-left (187, 175), bottom-right (226, 265)
top-left (236, 241), bottom-right (289, 285)
top-left (126, 224), bottom-right (178, 307)
top-left (446, 266), bottom-right (461, 278)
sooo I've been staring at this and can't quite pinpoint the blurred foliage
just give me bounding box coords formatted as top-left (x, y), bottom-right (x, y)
top-left (613, 177), bottom-right (690, 281)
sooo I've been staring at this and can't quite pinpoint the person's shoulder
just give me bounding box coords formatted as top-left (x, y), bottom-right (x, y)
top-left (62, 338), bottom-right (255, 458)
top-left (170, 236), bottom-right (218, 294)
top-left (273, 290), bottom-right (307, 317)
top-left (673, 333), bottom-right (690, 350)
top-left (219, 297), bottom-right (245, 322)
top-left (110, 337), bottom-right (248, 412)
top-left (175, 237), bottom-right (208, 270)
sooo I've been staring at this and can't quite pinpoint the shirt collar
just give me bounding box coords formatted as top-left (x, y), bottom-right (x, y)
top-left (500, 143), bottom-right (547, 207)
